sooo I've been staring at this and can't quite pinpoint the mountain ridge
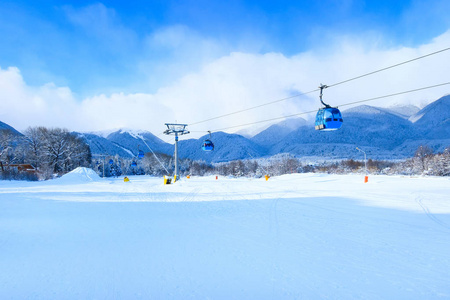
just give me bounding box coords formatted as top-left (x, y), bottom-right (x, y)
top-left (2, 95), bottom-right (450, 162)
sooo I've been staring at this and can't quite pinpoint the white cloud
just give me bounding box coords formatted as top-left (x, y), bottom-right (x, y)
top-left (1, 30), bottom-right (449, 137)
top-left (0, 67), bottom-right (79, 130)
top-left (79, 93), bottom-right (174, 134)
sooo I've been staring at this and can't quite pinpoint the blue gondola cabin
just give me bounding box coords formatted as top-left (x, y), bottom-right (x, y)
top-left (202, 140), bottom-right (214, 151)
top-left (315, 107), bottom-right (343, 131)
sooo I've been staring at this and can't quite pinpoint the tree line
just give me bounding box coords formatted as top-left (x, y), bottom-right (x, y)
top-left (1, 127), bottom-right (91, 180)
top-left (212, 147), bottom-right (450, 177)
top-left (96, 147), bottom-right (450, 179)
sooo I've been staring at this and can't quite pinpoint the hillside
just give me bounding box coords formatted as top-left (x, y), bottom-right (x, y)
top-left (259, 105), bottom-right (419, 159)
top-left (106, 129), bottom-right (173, 156)
top-left (410, 94), bottom-right (450, 139)
top-left (178, 132), bottom-right (265, 163)
top-left (0, 121), bottom-right (23, 136)
top-left (76, 132), bottom-right (135, 158)
top-left (251, 117), bottom-right (308, 150)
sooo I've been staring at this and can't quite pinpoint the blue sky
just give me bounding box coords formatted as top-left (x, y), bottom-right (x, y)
top-left (1, 0), bottom-right (449, 95)
top-left (1, 0), bottom-right (450, 133)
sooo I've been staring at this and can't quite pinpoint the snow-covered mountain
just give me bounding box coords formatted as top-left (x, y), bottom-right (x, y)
top-left (2, 95), bottom-right (449, 162)
top-left (77, 129), bottom-right (173, 158)
top-left (76, 133), bottom-right (136, 158)
top-left (251, 101), bottom-right (448, 160)
top-left (106, 129), bottom-right (173, 156)
top-left (251, 105), bottom-right (413, 159)
top-left (410, 94), bottom-right (450, 139)
top-left (178, 132), bottom-right (265, 163)
top-left (235, 117), bottom-right (308, 138)
top-left (385, 104), bottom-right (420, 119)
top-left (251, 117), bottom-right (308, 150)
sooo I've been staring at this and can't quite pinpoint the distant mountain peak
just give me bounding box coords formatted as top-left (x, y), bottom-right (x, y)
top-left (343, 105), bottom-right (390, 115)
top-left (237, 117), bottom-right (307, 138)
top-left (116, 128), bottom-right (149, 139)
top-left (385, 104), bottom-right (420, 119)
top-left (409, 94), bottom-right (450, 124)
top-left (86, 128), bottom-right (121, 138)
top-left (86, 128), bottom-right (157, 139)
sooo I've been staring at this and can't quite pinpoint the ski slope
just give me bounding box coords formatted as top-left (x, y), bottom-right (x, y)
top-left (1, 169), bottom-right (449, 299)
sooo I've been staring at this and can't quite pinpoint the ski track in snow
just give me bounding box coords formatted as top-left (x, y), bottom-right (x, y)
top-left (0, 171), bottom-right (450, 299)
top-left (415, 193), bottom-right (450, 230)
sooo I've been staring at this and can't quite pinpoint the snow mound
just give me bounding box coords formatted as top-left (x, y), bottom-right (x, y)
top-left (58, 167), bottom-right (101, 183)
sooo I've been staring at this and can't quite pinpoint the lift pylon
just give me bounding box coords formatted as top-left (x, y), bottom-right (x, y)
top-left (164, 123), bottom-right (189, 182)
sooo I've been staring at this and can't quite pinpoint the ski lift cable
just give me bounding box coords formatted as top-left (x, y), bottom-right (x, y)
top-left (336, 82), bottom-right (450, 108)
top-left (189, 130), bottom-right (212, 134)
top-left (208, 81), bottom-right (450, 132)
top-left (138, 136), bottom-right (171, 175)
top-left (187, 47), bottom-right (450, 128)
top-left (328, 47), bottom-right (450, 89)
top-left (188, 89), bottom-right (318, 127)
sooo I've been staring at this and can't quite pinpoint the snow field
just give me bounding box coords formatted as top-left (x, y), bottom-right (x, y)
top-left (0, 170), bottom-right (449, 299)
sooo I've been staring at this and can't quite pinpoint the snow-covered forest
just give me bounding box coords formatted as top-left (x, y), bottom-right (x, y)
top-left (0, 127), bottom-right (91, 180)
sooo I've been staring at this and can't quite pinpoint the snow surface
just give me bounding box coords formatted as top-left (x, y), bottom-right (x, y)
top-left (1, 170), bottom-right (450, 299)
